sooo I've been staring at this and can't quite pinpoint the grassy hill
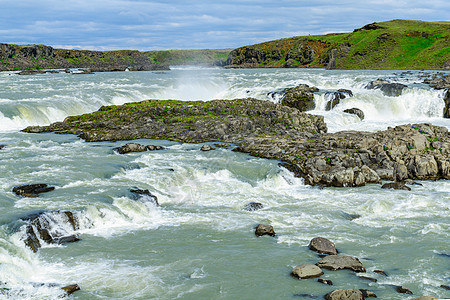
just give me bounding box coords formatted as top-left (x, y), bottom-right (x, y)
top-left (225, 19), bottom-right (450, 69)
top-left (145, 49), bottom-right (232, 66)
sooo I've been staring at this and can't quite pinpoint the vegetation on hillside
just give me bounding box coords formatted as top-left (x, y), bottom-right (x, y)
top-left (226, 20), bottom-right (450, 69)
top-left (145, 49), bottom-right (232, 66)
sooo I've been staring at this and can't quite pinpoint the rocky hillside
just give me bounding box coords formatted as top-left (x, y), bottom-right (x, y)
top-left (145, 49), bottom-right (232, 66)
top-left (225, 19), bottom-right (450, 69)
top-left (0, 43), bottom-right (167, 71)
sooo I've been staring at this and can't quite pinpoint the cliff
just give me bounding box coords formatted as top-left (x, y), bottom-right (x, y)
top-left (225, 20), bottom-right (450, 69)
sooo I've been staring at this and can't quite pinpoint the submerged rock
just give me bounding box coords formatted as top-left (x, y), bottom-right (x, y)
top-left (291, 263), bottom-right (323, 279)
top-left (114, 143), bottom-right (147, 154)
top-left (0, 145), bottom-right (5, 150)
top-left (318, 278), bottom-right (333, 285)
top-left (255, 224), bottom-right (275, 237)
top-left (281, 84), bottom-right (319, 112)
top-left (325, 289), bottom-right (364, 300)
top-left (343, 108), bottom-right (365, 120)
top-left (325, 89), bottom-right (353, 111)
top-left (308, 237), bottom-right (337, 255)
top-left (242, 202), bottom-right (263, 211)
top-left (395, 285), bottom-right (413, 294)
top-left (12, 184), bottom-right (55, 197)
top-left (359, 289), bottom-right (377, 298)
top-left (316, 255), bottom-right (366, 272)
top-left (373, 269), bottom-right (388, 276)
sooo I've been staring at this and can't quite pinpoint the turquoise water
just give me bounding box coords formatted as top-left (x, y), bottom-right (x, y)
top-left (0, 68), bottom-right (449, 299)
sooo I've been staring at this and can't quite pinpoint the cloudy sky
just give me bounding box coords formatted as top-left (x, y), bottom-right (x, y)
top-left (1, 0), bottom-right (448, 51)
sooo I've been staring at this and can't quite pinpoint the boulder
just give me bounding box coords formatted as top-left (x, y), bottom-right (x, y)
top-left (61, 284), bottom-right (80, 295)
top-left (358, 275), bottom-right (377, 282)
top-left (359, 289), bottom-right (377, 298)
top-left (381, 181), bottom-right (411, 191)
top-left (200, 144), bottom-right (215, 151)
top-left (281, 84), bottom-right (318, 112)
top-left (147, 145), bottom-right (164, 151)
top-left (441, 285), bottom-right (450, 290)
top-left (325, 89), bottom-right (353, 111)
top-left (308, 237), bottom-right (337, 255)
top-left (325, 289), bottom-right (364, 300)
top-left (291, 263), bottom-right (323, 279)
top-left (130, 188), bottom-right (159, 206)
top-left (395, 285), bottom-right (413, 294)
top-left (343, 108), bottom-right (365, 120)
top-left (13, 183), bottom-right (55, 197)
top-left (365, 79), bottom-right (407, 96)
top-left (373, 269), bottom-right (387, 276)
top-left (114, 143), bottom-right (148, 154)
top-left (243, 202), bottom-right (263, 211)
top-left (255, 224), bottom-right (275, 237)
top-left (411, 297), bottom-right (437, 300)
top-left (424, 74), bottom-right (450, 89)
top-left (316, 255), bottom-right (366, 272)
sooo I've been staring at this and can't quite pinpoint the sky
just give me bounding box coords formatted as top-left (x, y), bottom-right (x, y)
top-left (0, 0), bottom-right (449, 51)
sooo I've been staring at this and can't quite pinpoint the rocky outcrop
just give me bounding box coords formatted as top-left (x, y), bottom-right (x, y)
top-left (424, 74), bottom-right (450, 89)
top-left (326, 49), bottom-right (337, 70)
top-left (291, 263), bottom-right (323, 279)
top-left (316, 255), bottom-right (366, 272)
top-left (308, 237), bottom-right (338, 255)
top-left (130, 188), bottom-right (159, 206)
top-left (281, 84), bottom-right (319, 112)
top-left (365, 79), bottom-right (407, 96)
top-left (255, 224), bottom-right (275, 237)
top-left (23, 99), bottom-right (450, 188)
top-left (13, 184), bottom-right (55, 197)
top-left (443, 89), bottom-right (450, 118)
top-left (344, 108), bottom-right (365, 120)
top-left (114, 143), bottom-right (164, 154)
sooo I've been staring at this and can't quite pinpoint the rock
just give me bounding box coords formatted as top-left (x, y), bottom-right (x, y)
top-left (281, 84), bottom-right (318, 112)
top-left (114, 143), bottom-right (148, 154)
top-left (424, 74), bottom-right (450, 89)
top-left (255, 224), bottom-right (275, 237)
top-left (130, 188), bottom-right (159, 206)
top-left (365, 79), bottom-right (407, 96)
top-left (316, 255), bottom-right (366, 272)
top-left (354, 22), bottom-right (385, 32)
top-left (318, 278), bottom-right (333, 285)
top-left (325, 89), bottom-right (353, 111)
top-left (343, 108), bottom-right (365, 120)
top-left (12, 183), bottom-right (55, 197)
top-left (395, 285), bottom-right (413, 294)
top-left (381, 181), bottom-right (411, 191)
top-left (411, 297), bottom-right (437, 300)
top-left (308, 237), bottom-right (338, 255)
top-left (17, 70), bottom-right (47, 75)
top-left (20, 211), bottom-right (80, 252)
top-left (326, 49), bottom-right (337, 70)
top-left (243, 202), bottom-right (263, 211)
top-left (147, 145), bottom-right (164, 151)
top-left (325, 289), bottom-right (364, 300)
top-left (443, 89), bottom-right (450, 118)
top-left (0, 145), bottom-right (5, 150)
top-left (373, 269), bottom-right (387, 276)
top-left (441, 284), bottom-right (450, 290)
top-left (200, 144), bottom-right (215, 151)
top-left (291, 263), bottom-right (324, 279)
top-left (359, 289), bottom-right (377, 298)
top-left (61, 284), bottom-right (80, 295)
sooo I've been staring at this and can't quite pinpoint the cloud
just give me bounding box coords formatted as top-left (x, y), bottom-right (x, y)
top-left (1, 0), bottom-right (448, 50)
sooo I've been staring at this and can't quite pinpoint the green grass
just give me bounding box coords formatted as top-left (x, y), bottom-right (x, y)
top-left (145, 49), bottom-right (232, 65)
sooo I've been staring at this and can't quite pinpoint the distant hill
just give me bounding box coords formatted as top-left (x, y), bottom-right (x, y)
top-left (145, 49), bottom-right (232, 66)
top-left (225, 20), bottom-right (450, 70)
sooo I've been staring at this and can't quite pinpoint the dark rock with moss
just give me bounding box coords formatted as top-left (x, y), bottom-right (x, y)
top-left (281, 84), bottom-right (319, 112)
top-left (255, 224), bottom-right (275, 237)
top-left (22, 99), bottom-right (450, 188)
top-left (13, 184), bottom-right (55, 197)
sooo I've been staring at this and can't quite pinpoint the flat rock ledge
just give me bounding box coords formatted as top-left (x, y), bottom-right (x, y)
top-left (325, 289), bottom-right (364, 300)
top-left (22, 98), bottom-right (450, 187)
top-left (291, 263), bottom-right (323, 279)
top-left (316, 255), bottom-right (366, 272)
